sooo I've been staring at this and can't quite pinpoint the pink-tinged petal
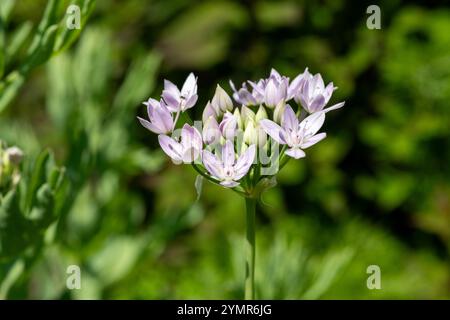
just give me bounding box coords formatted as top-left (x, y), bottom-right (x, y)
top-left (309, 94), bottom-right (326, 113)
top-left (285, 148), bottom-right (306, 159)
top-left (259, 119), bottom-right (286, 144)
top-left (297, 94), bottom-right (310, 112)
top-left (322, 101), bottom-right (345, 113)
top-left (202, 101), bottom-right (218, 123)
top-left (299, 112), bottom-right (325, 136)
top-left (277, 78), bottom-right (288, 101)
top-left (158, 135), bottom-right (183, 163)
top-left (248, 80), bottom-right (265, 96)
top-left (323, 82), bottom-right (335, 104)
top-left (182, 147), bottom-right (201, 163)
top-left (219, 113), bottom-right (237, 140)
top-left (234, 144), bottom-right (256, 180)
top-left (221, 140), bottom-right (236, 167)
top-left (202, 150), bottom-right (223, 179)
top-left (137, 117), bottom-right (164, 134)
top-left (181, 73), bottom-right (197, 97)
top-left (155, 106), bottom-right (174, 133)
top-left (282, 105), bottom-right (298, 133)
top-left (288, 73), bottom-right (304, 99)
top-left (264, 79), bottom-right (278, 107)
top-left (164, 79), bottom-right (180, 95)
top-left (220, 180), bottom-right (239, 188)
top-left (144, 98), bottom-right (160, 118)
top-left (270, 68), bottom-right (282, 81)
top-left (162, 90), bottom-right (180, 112)
top-left (181, 124), bottom-right (202, 151)
top-left (301, 132), bottom-right (327, 149)
top-left (184, 94), bottom-right (198, 111)
top-left (312, 73), bottom-right (324, 92)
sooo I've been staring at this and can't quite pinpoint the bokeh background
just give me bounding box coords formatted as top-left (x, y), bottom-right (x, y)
top-left (0, 0), bottom-right (449, 299)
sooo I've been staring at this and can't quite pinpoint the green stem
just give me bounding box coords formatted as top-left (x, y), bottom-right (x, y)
top-left (245, 197), bottom-right (256, 300)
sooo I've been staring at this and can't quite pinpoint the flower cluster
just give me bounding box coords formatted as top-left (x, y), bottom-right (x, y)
top-left (138, 69), bottom-right (344, 192)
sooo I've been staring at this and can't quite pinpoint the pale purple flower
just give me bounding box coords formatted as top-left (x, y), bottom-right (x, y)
top-left (158, 124), bottom-right (202, 164)
top-left (263, 78), bottom-right (288, 108)
top-left (259, 105), bottom-right (327, 159)
top-left (138, 98), bottom-right (174, 134)
top-left (202, 141), bottom-right (256, 187)
top-left (295, 71), bottom-right (344, 113)
top-left (162, 73), bottom-right (198, 112)
top-left (231, 69), bottom-right (289, 108)
top-left (229, 81), bottom-right (259, 106)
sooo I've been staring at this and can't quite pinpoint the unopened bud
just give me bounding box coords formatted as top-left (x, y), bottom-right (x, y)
top-left (273, 100), bottom-right (286, 123)
top-left (255, 106), bottom-right (268, 122)
top-left (212, 85), bottom-right (233, 112)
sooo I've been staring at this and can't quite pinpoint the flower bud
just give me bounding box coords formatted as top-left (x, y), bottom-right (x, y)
top-left (244, 120), bottom-right (257, 145)
top-left (219, 112), bottom-right (237, 140)
top-left (233, 108), bottom-right (243, 130)
top-left (202, 101), bottom-right (219, 123)
top-left (212, 85), bottom-right (233, 113)
top-left (202, 117), bottom-right (221, 145)
top-left (255, 106), bottom-right (268, 122)
top-left (240, 106), bottom-right (255, 126)
top-left (273, 100), bottom-right (286, 123)
top-left (5, 147), bottom-right (23, 165)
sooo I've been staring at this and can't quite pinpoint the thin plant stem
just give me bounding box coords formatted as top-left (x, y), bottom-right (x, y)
top-left (245, 197), bottom-right (256, 300)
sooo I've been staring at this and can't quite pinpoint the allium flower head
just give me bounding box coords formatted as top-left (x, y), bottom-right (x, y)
top-left (139, 69), bottom-right (344, 192)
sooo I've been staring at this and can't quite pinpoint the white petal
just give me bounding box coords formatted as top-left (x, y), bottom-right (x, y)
top-left (234, 144), bottom-right (256, 180)
top-left (259, 119), bottom-right (286, 144)
top-left (202, 150), bottom-right (223, 180)
top-left (158, 135), bottom-right (183, 163)
top-left (221, 140), bottom-right (236, 167)
top-left (299, 112), bottom-right (325, 136)
top-left (322, 101), bottom-right (345, 113)
top-left (285, 148), bottom-right (306, 159)
top-left (301, 132), bottom-right (327, 149)
top-left (181, 73), bottom-right (197, 96)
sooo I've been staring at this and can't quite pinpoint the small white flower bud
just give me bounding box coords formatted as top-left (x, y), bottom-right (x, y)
top-left (212, 85), bottom-right (233, 113)
top-left (255, 106), bottom-right (268, 122)
top-left (241, 106), bottom-right (255, 126)
top-left (273, 100), bottom-right (286, 123)
top-left (233, 108), bottom-right (243, 130)
top-left (244, 120), bottom-right (258, 145)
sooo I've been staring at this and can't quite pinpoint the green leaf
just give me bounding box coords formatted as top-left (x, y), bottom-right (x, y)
top-left (24, 150), bottom-right (50, 214)
top-left (112, 51), bottom-right (161, 112)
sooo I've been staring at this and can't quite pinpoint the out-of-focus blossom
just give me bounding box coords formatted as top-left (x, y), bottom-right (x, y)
top-left (138, 98), bottom-right (174, 134)
top-left (202, 141), bottom-right (256, 187)
top-left (158, 124), bottom-right (202, 164)
top-left (260, 105), bottom-right (327, 159)
top-left (162, 73), bottom-right (198, 112)
top-left (5, 147), bottom-right (24, 165)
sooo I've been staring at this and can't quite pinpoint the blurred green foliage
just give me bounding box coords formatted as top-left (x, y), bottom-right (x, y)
top-left (0, 0), bottom-right (449, 299)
